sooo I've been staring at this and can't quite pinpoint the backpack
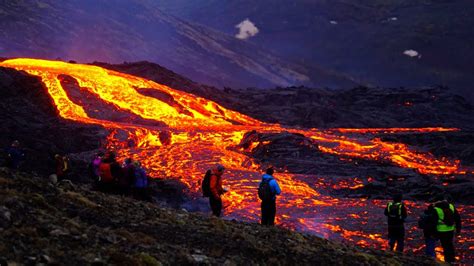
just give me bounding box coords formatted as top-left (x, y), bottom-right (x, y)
top-left (134, 168), bottom-right (148, 188)
top-left (442, 206), bottom-right (455, 226)
top-left (258, 178), bottom-right (274, 201)
top-left (99, 163), bottom-right (113, 183)
top-left (418, 213), bottom-right (429, 229)
top-left (201, 170), bottom-right (212, 197)
top-left (387, 202), bottom-right (402, 219)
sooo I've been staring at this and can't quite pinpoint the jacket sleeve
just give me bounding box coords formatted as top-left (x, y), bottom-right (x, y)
top-left (271, 179), bottom-right (281, 195)
top-left (454, 208), bottom-right (462, 233)
top-left (401, 204), bottom-right (408, 220)
top-left (210, 175), bottom-right (220, 198)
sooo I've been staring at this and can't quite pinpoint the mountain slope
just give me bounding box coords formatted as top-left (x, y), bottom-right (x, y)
top-left (154, 0), bottom-right (474, 100)
top-left (0, 0), bottom-right (357, 89)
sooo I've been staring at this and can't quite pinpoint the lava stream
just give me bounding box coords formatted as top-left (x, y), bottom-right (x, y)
top-left (1, 58), bottom-right (472, 262)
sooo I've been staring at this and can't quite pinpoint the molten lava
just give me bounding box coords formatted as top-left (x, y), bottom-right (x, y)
top-left (1, 58), bottom-right (472, 262)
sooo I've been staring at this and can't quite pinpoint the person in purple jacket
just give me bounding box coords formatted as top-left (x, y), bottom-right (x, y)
top-left (133, 161), bottom-right (149, 201)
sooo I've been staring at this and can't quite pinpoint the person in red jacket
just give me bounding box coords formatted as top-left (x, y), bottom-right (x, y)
top-left (209, 164), bottom-right (226, 217)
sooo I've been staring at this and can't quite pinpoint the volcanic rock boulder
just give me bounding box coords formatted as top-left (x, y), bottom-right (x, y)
top-left (0, 67), bottom-right (107, 179)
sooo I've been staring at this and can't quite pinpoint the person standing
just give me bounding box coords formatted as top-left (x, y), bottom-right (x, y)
top-left (433, 195), bottom-right (461, 263)
top-left (98, 151), bottom-right (122, 193)
top-left (209, 164), bottom-right (226, 217)
top-left (90, 151), bottom-right (104, 181)
top-left (54, 154), bottom-right (69, 181)
top-left (258, 168), bottom-right (281, 226)
top-left (384, 194), bottom-right (407, 252)
top-left (5, 140), bottom-right (25, 170)
top-left (418, 204), bottom-right (438, 257)
top-left (133, 161), bottom-right (149, 201)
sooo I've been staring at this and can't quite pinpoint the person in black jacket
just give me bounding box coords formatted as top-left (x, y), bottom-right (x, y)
top-left (5, 140), bottom-right (25, 170)
top-left (384, 194), bottom-right (407, 252)
top-left (419, 204), bottom-right (438, 257)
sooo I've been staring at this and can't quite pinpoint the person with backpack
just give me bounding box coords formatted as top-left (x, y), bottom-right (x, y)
top-left (384, 194), bottom-right (407, 252)
top-left (5, 140), bottom-right (25, 170)
top-left (98, 151), bottom-right (122, 193)
top-left (205, 164), bottom-right (226, 217)
top-left (418, 204), bottom-right (438, 257)
top-left (432, 195), bottom-right (461, 263)
top-left (258, 168), bottom-right (281, 226)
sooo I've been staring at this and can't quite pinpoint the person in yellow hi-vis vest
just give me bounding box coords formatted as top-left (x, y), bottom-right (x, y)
top-left (384, 194), bottom-right (407, 252)
top-left (433, 195), bottom-right (461, 263)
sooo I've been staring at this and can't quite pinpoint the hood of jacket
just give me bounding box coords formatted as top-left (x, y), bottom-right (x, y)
top-left (262, 174), bottom-right (273, 180)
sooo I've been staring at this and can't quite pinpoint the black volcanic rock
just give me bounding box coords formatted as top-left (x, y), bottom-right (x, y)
top-left (215, 86), bottom-right (474, 129)
top-left (237, 130), bottom-right (474, 204)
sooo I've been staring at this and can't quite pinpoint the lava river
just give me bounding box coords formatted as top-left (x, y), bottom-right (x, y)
top-left (1, 58), bottom-right (472, 263)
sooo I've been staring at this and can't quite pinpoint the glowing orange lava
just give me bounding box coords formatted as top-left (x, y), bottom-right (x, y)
top-left (1, 58), bottom-right (472, 263)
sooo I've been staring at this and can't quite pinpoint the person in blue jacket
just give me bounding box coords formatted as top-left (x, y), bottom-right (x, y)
top-left (259, 168), bottom-right (281, 225)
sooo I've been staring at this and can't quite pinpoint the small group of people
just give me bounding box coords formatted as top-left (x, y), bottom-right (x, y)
top-left (4, 140), bottom-right (465, 262)
top-left (90, 151), bottom-right (149, 200)
top-left (384, 193), bottom-right (462, 263)
top-left (202, 165), bottom-right (281, 226)
top-left (203, 164), bottom-right (463, 263)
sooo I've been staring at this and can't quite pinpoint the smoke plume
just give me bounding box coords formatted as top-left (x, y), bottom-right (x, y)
top-left (235, 19), bottom-right (259, 40)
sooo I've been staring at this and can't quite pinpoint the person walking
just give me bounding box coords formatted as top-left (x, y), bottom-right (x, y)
top-left (433, 195), bottom-right (461, 263)
top-left (258, 168), bottom-right (281, 226)
top-left (384, 194), bottom-right (407, 252)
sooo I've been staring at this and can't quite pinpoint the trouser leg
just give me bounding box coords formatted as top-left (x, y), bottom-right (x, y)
top-left (396, 233), bottom-right (404, 252)
top-left (388, 237), bottom-right (396, 251)
top-left (388, 226), bottom-right (404, 252)
top-left (425, 237), bottom-right (437, 257)
top-left (439, 231), bottom-right (455, 263)
top-left (261, 201), bottom-right (268, 225)
top-left (261, 200), bottom-right (276, 225)
top-left (209, 196), bottom-right (222, 217)
top-left (268, 199), bottom-right (276, 225)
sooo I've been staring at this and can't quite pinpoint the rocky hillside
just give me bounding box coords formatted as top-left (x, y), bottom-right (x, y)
top-left (0, 0), bottom-right (357, 89)
top-left (0, 168), bottom-right (437, 265)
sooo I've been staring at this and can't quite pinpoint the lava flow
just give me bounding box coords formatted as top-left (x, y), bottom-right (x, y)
top-left (1, 58), bottom-right (472, 262)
